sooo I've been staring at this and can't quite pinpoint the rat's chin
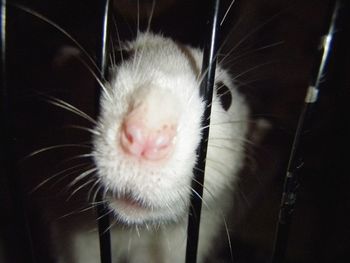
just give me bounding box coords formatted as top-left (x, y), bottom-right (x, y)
top-left (109, 196), bottom-right (153, 224)
top-left (106, 193), bottom-right (186, 226)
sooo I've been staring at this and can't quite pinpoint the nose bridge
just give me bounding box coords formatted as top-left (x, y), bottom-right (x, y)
top-left (120, 86), bottom-right (179, 161)
top-left (130, 85), bottom-right (180, 128)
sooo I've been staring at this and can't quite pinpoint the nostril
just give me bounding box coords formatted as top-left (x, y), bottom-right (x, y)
top-left (142, 128), bottom-right (176, 161)
top-left (124, 123), bottom-right (143, 144)
top-left (126, 131), bottom-right (133, 144)
top-left (120, 121), bottom-right (145, 157)
top-left (153, 133), bottom-right (171, 149)
top-left (120, 112), bottom-right (177, 161)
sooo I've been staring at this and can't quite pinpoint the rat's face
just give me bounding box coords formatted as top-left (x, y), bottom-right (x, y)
top-left (92, 33), bottom-right (204, 225)
top-left (92, 32), bottom-right (249, 226)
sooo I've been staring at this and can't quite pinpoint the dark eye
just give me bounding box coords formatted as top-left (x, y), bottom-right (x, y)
top-left (117, 49), bottom-right (133, 63)
top-left (215, 81), bottom-right (232, 111)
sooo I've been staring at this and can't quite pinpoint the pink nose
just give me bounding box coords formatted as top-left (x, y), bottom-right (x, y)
top-left (120, 116), bottom-right (176, 161)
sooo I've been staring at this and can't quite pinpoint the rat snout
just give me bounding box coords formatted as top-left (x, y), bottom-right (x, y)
top-left (119, 105), bottom-right (177, 161)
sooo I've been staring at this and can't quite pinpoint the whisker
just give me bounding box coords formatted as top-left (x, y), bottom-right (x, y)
top-left (207, 143), bottom-right (243, 154)
top-left (191, 179), bottom-right (235, 262)
top-left (199, 124), bottom-right (211, 132)
top-left (204, 161), bottom-right (231, 181)
top-left (145, 0), bottom-right (156, 35)
top-left (88, 178), bottom-right (102, 201)
top-left (45, 96), bottom-right (97, 125)
top-left (193, 166), bottom-right (205, 174)
top-left (108, 21), bottom-right (117, 68)
top-left (30, 163), bottom-right (91, 193)
top-left (198, 5), bottom-right (287, 89)
top-left (222, 213), bottom-right (234, 262)
top-left (220, 0), bottom-right (236, 26)
top-left (189, 187), bottom-right (210, 210)
top-left (92, 183), bottom-right (105, 204)
top-left (104, 218), bottom-right (118, 234)
top-left (232, 61), bottom-right (276, 81)
top-left (208, 119), bottom-right (252, 126)
top-left (135, 225), bottom-right (140, 238)
top-left (25, 144), bottom-right (91, 159)
top-left (235, 182), bottom-right (251, 208)
top-left (127, 232), bottom-right (133, 255)
top-left (89, 199), bottom-right (109, 206)
top-left (67, 125), bottom-right (101, 136)
top-left (109, 49), bottom-right (115, 69)
top-left (13, 4), bottom-right (103, 79)
top-left (68, 167), bottom-right (98, 189)
top-left (112, 15), bottom-right (124, 64)
top-left (71, 56), bottom-right (113, 101)
top-left (191, 177), bottom-right (218, 204)
top-left (67, 178), bottom-right (96, 201)
top-left (210, 144), bottom-right (255, 166)
top-left (136, 0), bottom-right (140, 36)
top-left (209, 137), bottom-right (256, 147)
top-left (53, 164), bottom-right (94, 187)
top-left (58, 154), bottom-right (94, 166)
top-left (219, 10), bottom-right (286, 66)
top-left (96, 205), bottom-right (114, 221)
top-left (230, 77), bottom-right (263, 88)
top-left (57, 205), bottom-right (96, 220)
top-left (219, 41), bottom-right (284, 68)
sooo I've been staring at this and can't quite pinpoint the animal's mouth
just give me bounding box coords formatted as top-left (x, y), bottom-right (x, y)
top-left (112, 193), bottom-right (149, 210)
top-left (106, 190), bottom-right (157, 224)
top-left (105, 188), bottom-right (186, 225)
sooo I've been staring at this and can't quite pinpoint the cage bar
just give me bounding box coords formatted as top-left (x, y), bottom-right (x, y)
top-left (270, 0), bottom-right (345, 262)
top-left (95, 1), bottom-right (112, 263)
top-left (1, 0), bottom-right (36, 262)
top-left (185, 0), bottom-right (222, 262)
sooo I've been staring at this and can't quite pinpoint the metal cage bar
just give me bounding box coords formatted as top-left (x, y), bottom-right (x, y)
top-left (271, 0), bottom-right (347, 262)
top-left (95, 1), bottom-right (112, 263)
top-left (1, 0), bottom-right (36, 262)
top-left (185, 0), bottom-right (222, 262)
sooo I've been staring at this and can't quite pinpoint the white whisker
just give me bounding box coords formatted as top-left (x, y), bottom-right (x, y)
top-left (88, 178), bottom-right (102, 201)
top-left (14, 4), bottom-right (103, 78)
top-left (46, 96), bottom-right (97, 125)
top-left (68, 179), bottom-right (96, 200)
top-left (26, 144), bottom-right (91, 159)
top-left (220, 11), bottom-right (285, 66)
top-left (30, 163), bottom-right (91, 193)
top-left (68, 167), bottom-right (98, 188)
top-left (67, 125), bottom-right (101, 136)
top-left (220, 0), bottom-right (236, 26)
top-left (72, 56), bottom-right (113, 101)
top-left (220, 41), bottom-right (283, 68)
top-left (96, 205), bottom-right (114, 221)
top-left (189, 187), bottom-right (210, 210)
top-left (232, 61), bottom-right (275, 81)
top-left (57, 205), bottom-right (96, 220)
top-left (145, 0), bottom-right (156, 35)
top-left (93, 184), bottom-right (104, 204)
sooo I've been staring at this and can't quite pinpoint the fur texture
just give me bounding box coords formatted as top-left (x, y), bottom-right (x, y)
top-left (55, 32), bottom-right (249, 263)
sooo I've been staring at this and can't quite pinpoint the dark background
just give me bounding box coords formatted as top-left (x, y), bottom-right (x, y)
top-left (1, 0), bottom-right (349, 262)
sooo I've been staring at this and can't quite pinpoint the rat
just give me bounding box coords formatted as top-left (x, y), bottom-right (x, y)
top-left (66, 32), bottom-right (251, 263)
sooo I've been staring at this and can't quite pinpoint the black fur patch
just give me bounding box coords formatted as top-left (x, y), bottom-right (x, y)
top-left (215, 81), bottom-right (232, 111)
top-left (119, 49), bottom-right (133, 62)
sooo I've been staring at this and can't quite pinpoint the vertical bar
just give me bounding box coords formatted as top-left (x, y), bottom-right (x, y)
top-left (270, 0), bottom-right (344, 262)
top-left (1, 0), bottom-right (36, 262)
top-left (1, 0), bottom-right (7, 112)
top-left (185, 0), bottom-right (222, 262)
top-left (95, 1), bottom-right (112, 263)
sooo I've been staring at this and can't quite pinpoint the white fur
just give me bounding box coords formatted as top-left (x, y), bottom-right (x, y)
top-left (55, 32), bottom-right (249, 263)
